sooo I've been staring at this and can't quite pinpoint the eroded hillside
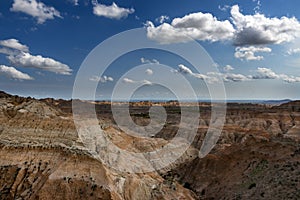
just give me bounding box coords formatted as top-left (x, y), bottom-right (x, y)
top-left (1, 91), bottom-right (300, 199)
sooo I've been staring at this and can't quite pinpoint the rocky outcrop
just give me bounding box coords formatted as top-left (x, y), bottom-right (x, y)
top-left (0, 92), bottom-right (196, 199)
top-left (1, 91), bottom-right (300, 199)
top-left (172, 135), bottom-right (300, 199)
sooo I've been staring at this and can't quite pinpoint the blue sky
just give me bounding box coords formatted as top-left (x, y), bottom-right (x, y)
top-left (1, 0), bottom-right (300, 100)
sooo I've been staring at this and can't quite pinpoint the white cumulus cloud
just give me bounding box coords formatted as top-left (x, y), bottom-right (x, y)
top-left (0, 65), bottom-right (33, 80)
top-left (145, 69), bottom-right (153, 75)
top-left (10, 0), bottom-right (62, 24)
top-left (177, 64), bottom-right (250, 83)
top-left (223, 65), bottom-right (234, 72)
top-left (93, 2), bottom-right (134, 20)
top-left (7, 52), bottom-right (72, 75)
top-left (0, 39), bottom-right (29, 52)
top-left (177, 64), bottom-right (220, 83)
top-left (231, 5), bottom-right (300, 46)
top-left (177, 64), bottom-right (194, 75)
top-left (252, 67), bottom-right (300, 83)
top-left (146, 11), bottom-right (235, 44)
top-left (287, 48), bottom-right (300, 55)
top-left (234, 46), bottom-right (272, 61)
top-left (0, 39), bottom-right (72, 75)
top-left (252, 67), bottom-right (279, 79)
top-left (223, 73), bottom-right (250, 82)
top-left (146, 5), bottom-right (300, 63)
top-left (280, 75), bottom-right (300, 83)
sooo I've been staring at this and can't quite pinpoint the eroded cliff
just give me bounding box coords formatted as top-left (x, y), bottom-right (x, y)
top-left (1, 91), bottom-right (300, 199)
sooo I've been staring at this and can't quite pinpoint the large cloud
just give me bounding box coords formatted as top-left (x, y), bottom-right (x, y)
top-left (0, 39), bottom-right (29, 52)
top-left (234, 46), bottom-right (272, 61)
top-left (252, 67), bottom-right (279, 79)
top-left (252, 67), bottom-right (300, 83)
top-left (0, 39), bottom-right (72, 75)
top-left (146, 4), bottom-right (300, 49)
top-left (231, 5), bottom-right (300, 46)
top-left (0, 65), bottom-right (33, 80)
top-left (222, 73), bottom-right (250, 82)
top-left (146, 11), bottom-right (235, 44)
top-left (280, 75), bottom-right (300, 83)
top-left (7, 52), bottom-right (72, 75)
top-left (10, 0), bottom-right (62, 24)
top-left (93, 2), bottom-right (134, 20)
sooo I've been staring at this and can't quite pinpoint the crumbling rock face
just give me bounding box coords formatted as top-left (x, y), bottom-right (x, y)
top-left (0, 92), bottom-right (195, 200)
top-left (173, 136), bottom-right (300, 199)
top-left (0, 147), bottom-right (113, 200)
top-left (1, 91), bottom-right (300, 199)
top-left (0, 145), bottom-right (195, 200)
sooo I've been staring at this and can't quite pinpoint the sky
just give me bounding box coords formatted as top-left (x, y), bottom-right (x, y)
top-left (1, 0), bottom-right (300, 100)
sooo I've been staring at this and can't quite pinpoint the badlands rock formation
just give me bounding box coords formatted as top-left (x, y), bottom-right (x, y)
top-left (0, 92), bottom-right (195, 200)
top-left (0, 90), bottom-right (300, 199)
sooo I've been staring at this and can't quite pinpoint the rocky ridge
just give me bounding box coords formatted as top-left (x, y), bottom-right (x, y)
top-left (0, 91), bottom-right (196, 199)
top-left (0, 91), bottom-right (300, 199)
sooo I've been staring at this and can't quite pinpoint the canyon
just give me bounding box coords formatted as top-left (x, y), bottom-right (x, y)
top-left (0, 91), bottom-right (300, 199)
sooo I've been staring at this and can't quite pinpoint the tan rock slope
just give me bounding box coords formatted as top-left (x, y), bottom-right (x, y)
top-left (0, 91), bottom-right (300, 199)
top-left (0, 92), bottom-right (196, 200)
